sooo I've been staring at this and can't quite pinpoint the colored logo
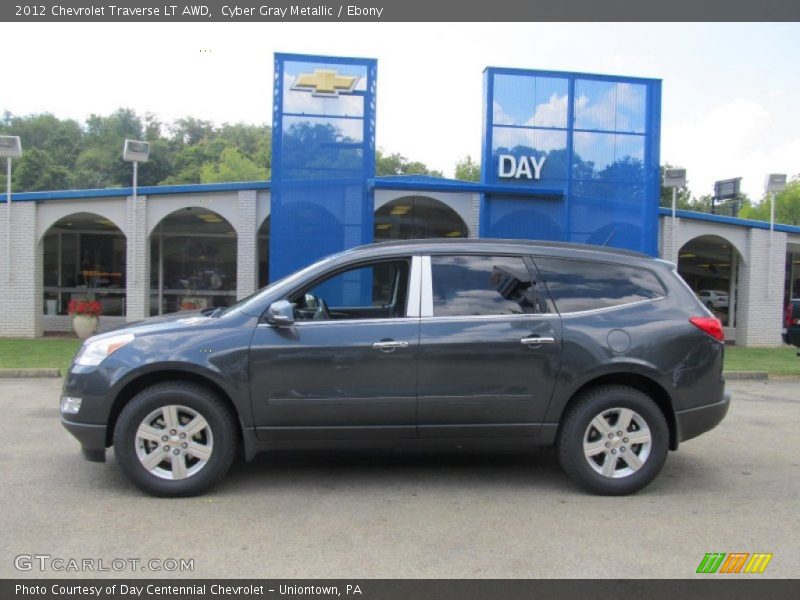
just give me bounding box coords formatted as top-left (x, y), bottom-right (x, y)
top-left (292, 69), bottom-right (359, 97)
top-left (696, 552), bottom-right (773, 574)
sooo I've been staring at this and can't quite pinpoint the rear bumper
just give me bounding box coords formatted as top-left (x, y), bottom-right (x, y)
top-left (675, 389), bottom-right (731, 444)
top-left (61, 418), bottom-right (107, 462)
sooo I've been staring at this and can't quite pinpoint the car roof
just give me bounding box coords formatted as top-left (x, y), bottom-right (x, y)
top-left (344, 238), bottom-right (655, 263)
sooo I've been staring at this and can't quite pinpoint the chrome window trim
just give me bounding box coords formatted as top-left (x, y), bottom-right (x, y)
top-left (557, 295), bottom-right (666, 318)
top-left (257, 317), bottom-right (416, 328)
top-left (420, 255), bottom-right (433, 318)
top-left (419, 312), bottom-right (558, 323)
top-left (407, 256), bottom-right (422, 318)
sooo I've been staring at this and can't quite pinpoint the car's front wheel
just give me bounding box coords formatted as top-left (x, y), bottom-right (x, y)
top-left (557, 385), bottom-right (669, 495)
top-left (113, 382), bottom-right (237, 497)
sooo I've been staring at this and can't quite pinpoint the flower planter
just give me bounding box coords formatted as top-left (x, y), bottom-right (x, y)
top-left (72, 314), bottom-right (98, 339)
top-left (180, 297), bottom-right (208, 311)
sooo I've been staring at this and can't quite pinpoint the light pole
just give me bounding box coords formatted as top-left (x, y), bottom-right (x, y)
top-left (122, 140), bottom-right (151, 284)
top-left (764, 174), bottom-right (787, 297)
top-left (0, 136), bottom-right (22, 283)
top-left (663, 168), bottom-right (686, 263)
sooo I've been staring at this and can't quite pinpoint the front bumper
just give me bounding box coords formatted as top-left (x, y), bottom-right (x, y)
top-left (675, 389), bottom-right (731, 444)
top-left (61, 418), bottom-right (107, 462)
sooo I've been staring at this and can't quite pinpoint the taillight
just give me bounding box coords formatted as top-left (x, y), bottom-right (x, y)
top-left (690, 317), bottom-right (724, 342)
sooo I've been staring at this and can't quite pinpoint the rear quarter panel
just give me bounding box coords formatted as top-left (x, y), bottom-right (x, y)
top-left (543, 298), bottom-right (725, 424)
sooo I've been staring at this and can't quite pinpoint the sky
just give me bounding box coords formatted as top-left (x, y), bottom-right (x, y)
top-left (1, 22), bottom-right (798, 201)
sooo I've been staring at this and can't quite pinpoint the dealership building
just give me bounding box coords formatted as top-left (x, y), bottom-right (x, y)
top-left (1, 53), bottom-right (799, 346)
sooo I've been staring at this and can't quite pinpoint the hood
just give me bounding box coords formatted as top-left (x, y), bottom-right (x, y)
top-left (100, 310), bottom-right (216, 337)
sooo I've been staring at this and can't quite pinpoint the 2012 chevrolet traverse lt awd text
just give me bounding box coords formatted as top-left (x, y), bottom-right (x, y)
top-left (61, 239), bottom-right (730, 496)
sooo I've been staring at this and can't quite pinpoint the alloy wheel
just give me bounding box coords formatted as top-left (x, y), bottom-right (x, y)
top-left (134, 404), bottom-right (214, 480)
top-left (582, 407), bottom-right (652, 479)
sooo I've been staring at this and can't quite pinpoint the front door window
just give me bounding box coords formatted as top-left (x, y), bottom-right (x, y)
top-left (291, 260), bottom-right (410, 321)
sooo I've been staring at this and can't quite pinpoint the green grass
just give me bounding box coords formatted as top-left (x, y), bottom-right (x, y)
top-left (0, 337), bottom-right (82, 375)
top-left (723, 346), bottom-right (800, 377)
top-left (0, 338), bottom-right (798, 378)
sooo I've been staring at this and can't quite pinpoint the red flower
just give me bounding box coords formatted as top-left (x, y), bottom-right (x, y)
top-left (68, 298), bottom-right (103, 317)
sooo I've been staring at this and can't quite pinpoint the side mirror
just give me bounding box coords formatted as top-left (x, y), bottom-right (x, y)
top-left (266, 300), bottom-right (295, 326)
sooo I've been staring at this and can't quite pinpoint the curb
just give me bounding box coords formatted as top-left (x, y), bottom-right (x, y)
top-left (0, 368), bottom-right (61, 378)
top-left (723, 371), bottom-right (769, 380)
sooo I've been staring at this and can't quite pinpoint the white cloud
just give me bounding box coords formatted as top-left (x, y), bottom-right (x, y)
top-left (662, 98), bottom-right (789, 199)
top-left (529, 93), bottom-right (568, 128)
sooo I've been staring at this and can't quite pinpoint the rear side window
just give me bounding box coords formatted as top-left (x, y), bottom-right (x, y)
top-left (431, 255), bottom-right (549, 316)
top-left (532, 257), bottom-right (666, 313)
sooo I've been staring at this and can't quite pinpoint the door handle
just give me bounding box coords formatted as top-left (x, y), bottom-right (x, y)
top-left (520, 336), bottom-right (556, 345)
top-left (372, 340), bottom-right (409, 352)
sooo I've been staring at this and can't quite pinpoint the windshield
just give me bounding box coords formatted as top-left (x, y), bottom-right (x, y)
top-left (217, 253), bottom-right (342, 317)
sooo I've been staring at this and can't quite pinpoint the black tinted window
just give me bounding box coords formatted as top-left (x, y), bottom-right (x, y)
top-left (431, 255), bottom-right (548, 316)
top-left (533, 257), bottom-right (666, 313)
top-left (292, 260), bottom-right (409, 321)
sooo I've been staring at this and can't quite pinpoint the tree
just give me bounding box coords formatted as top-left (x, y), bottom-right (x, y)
top-left (455, 155), bottom-right (480, 181)
top-left (13, 148), bottom-right (72, 191)
top-left (376, 150), bottom-right (443, 177)
top-left (0, 109), bottom-right (436, 192)
top-left (200, 147), bottom-right (266, 183)
top-left (739, 178), bottom-right (800, 225)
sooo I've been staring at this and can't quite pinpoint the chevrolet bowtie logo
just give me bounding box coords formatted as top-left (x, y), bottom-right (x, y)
top-left (292, 69), bottom-right (359, 97)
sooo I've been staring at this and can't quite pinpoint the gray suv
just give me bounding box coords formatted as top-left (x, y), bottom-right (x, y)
top-left (61, 239), bottom-right (730, 496)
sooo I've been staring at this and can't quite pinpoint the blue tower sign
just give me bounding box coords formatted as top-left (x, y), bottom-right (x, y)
top-left (481, 68), bottom-right (661, 255)
top-left (270, 53), bottom-right (377, 281)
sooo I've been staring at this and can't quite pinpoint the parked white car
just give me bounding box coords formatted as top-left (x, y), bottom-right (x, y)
top-left (698, 290), bottom-right (729, 309)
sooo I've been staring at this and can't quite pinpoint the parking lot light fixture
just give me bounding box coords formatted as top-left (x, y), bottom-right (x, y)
top-left (663, 168), bottom-right (687, 260)
top-left (0, 135), bottom-right (22, 283)
top-left (765, 174), bottom-right (787, 232)
top-left (764, 174), bottom-right (787, 296)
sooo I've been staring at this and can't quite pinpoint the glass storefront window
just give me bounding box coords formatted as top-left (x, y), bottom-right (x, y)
top-left (257, 217), bottom-right (270, 289)
top-left (150, 208), bottom-right (238, 316)
top-left (42, 215), bottom-right (127, 317)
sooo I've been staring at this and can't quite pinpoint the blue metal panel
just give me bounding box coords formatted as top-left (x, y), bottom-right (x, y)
top-left (481, 67), bottom-right (662, 255)
top-left (269, 53), bottom-right (377, 282)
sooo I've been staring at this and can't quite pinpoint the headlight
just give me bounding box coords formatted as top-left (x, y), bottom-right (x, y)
top-left (75, 333), bottom-right (135, 366)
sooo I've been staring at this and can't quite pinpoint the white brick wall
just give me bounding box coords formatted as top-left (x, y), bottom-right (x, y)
top-left (469, 193), bottom-right (480, 238)
top-left (236, 190), bottom-right (258, 299)
top-left (0, 202), bottom-right (42, 337)
top-left (125, 195), bottom-right (150, 321)
top-left (736, 228), bottom-right (787, 347)
top-left (658, 215), bottom-right (680, 264)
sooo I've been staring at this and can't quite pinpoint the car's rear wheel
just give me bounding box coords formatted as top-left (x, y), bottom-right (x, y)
top-left (557, 385), bottom-right (669, 495)
top-left (113, 382), bottom-right (237, 497)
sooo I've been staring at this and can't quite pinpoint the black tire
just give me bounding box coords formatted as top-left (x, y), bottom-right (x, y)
top-left (706, 301), bottom-right (714, 310)
top-left (113, 382), bottom-right (237, 497)
top-left (557, 385), bottom-right (669, 495)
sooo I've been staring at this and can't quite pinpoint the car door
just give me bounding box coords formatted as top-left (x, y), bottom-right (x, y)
top-left (249, 256), bottom-right (421, 440)
top-left (417, 253), bottom-right (562, 438)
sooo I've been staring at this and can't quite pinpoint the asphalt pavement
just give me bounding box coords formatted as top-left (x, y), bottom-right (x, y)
top-left (1, 378), bottom-right (798, 579)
